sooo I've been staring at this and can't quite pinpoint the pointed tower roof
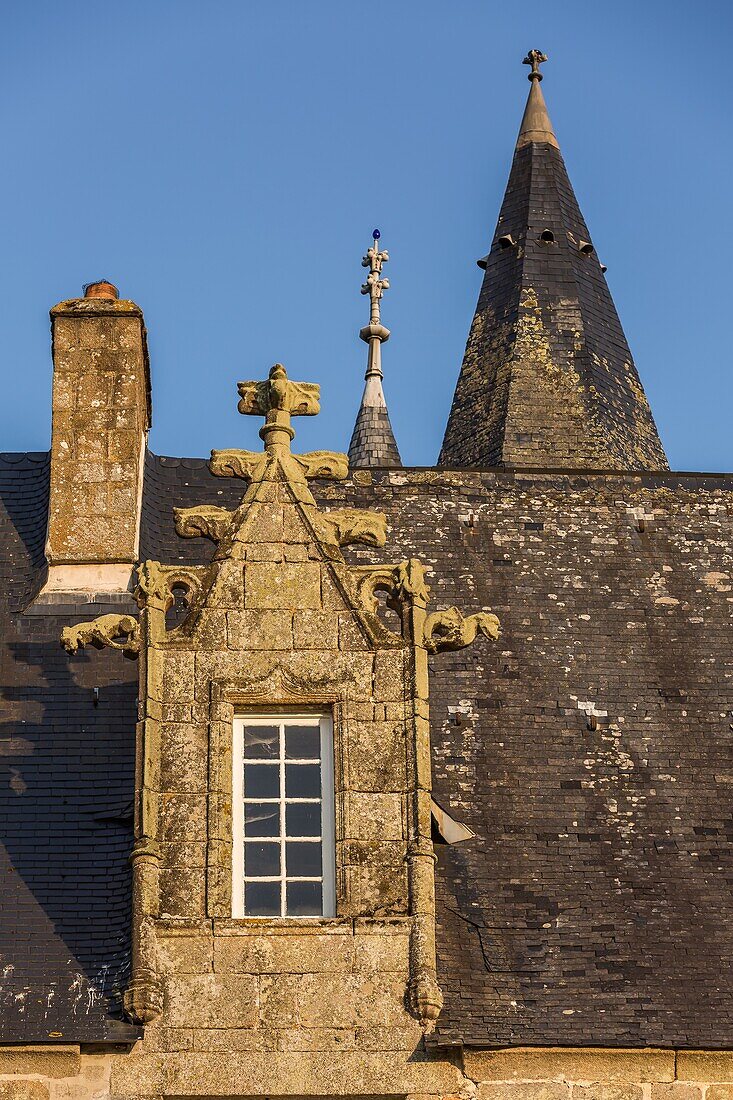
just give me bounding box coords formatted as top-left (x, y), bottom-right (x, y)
top-left (439, 51), bottom-right (668, 471)
top-left (348, 231), bottom-right (402, 468)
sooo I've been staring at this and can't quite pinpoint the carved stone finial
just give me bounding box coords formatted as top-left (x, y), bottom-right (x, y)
top-left (123, 971), bottom-right (164, 1024)
top-left (409, 968), bottom-right (444, 1033)
top-left (522, 48), bottom-right (548, 81)
top-left (237, 364), bottom-right (320, 454)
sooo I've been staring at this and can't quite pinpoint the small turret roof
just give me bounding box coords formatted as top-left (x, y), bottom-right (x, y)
top-left (347, 232), bottom-right (402, 468)
top-left (440, 51), bottom-right (667, 471)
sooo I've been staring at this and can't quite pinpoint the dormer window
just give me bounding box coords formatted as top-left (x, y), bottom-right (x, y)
top-left (231, 713), bottom-right (335, 918)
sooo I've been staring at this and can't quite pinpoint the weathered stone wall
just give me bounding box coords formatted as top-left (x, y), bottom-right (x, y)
top-left (46, 298), bottom-right (149, 572)
top-left (9, 1043), bottom-right (733, 1099)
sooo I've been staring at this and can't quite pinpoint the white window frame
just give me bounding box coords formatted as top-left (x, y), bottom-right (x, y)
top-left (231, 712), bottom-right (335, 918)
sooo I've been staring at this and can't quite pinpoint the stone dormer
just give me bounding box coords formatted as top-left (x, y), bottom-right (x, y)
top-left (60, 362), bottom-right (499, 1096)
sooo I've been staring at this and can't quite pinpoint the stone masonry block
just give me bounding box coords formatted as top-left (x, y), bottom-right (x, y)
top-left (353, 930), bottom-right (410, 973)
top-left (213, 932), bottom-right (353, 974)
top-left (479, 1086), bottom-right (570, 1100)
top-left (156, 932), bottom-right (213, 975)
top-left (245, 561), bottom-right (321, 609)
top-left (650, 1087), bottom-right (703, 1100)
top-left (0, 1046), bottom-right (80, 1078)
top-left (227, 609), bottom-right (293, 650)
top-left (164, 973), bottom-right (258, 1028)
top-left (346, 792), bottom-right (404, 840)
top-left (572, 1087), bottom-right (644, 1100)
top-left (677, 1054), bottom-right (733, 1082)
top-left (0, 1084), bottom-right (49, 1100)
top-left (293, 610), bottom-right (339, 649)
top-left (464, 1049), bottom-right (675, 1084)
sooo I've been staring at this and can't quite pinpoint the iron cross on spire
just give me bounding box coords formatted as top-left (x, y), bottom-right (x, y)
top-left (361, 229), bottom-right (390, 327)
top-left (522, 48), bottom-right (548, 81)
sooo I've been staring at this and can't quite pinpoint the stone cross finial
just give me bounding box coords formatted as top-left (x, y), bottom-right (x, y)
top-left (361, 229), bottom-right (390, 327)
top-left (522, 48), bottom-right (548, 81)
top-left (237, 364), bottom-right (320, 452)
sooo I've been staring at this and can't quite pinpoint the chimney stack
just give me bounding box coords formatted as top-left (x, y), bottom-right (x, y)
top-left (42, 285), bottom-right (151, 595)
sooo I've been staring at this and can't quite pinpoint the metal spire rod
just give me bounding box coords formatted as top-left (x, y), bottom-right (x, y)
top-left (359, 229), bottom-right (390, 379)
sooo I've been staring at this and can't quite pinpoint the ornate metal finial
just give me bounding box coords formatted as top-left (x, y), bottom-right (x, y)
top-left (361, 230), bottom-right (390, 327)
top-left (522, 49), bottom-right (548, 81)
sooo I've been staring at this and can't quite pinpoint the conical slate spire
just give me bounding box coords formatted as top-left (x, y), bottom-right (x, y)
top-left (439, 52), bottom-right (668, 470)
top-left (348, 231), bottom-right (402, 468)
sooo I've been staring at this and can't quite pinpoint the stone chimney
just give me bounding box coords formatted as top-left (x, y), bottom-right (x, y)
top-left (42, 282), bottom-right (151, 594)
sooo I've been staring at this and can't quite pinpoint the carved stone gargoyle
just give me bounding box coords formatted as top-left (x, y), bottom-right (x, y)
top-left (60, 613), bottom-right (141, 657)
top-left (423, 607), bottom-right (500, 653)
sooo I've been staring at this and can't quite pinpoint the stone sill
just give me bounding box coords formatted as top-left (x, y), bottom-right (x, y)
top-left (156, 916), bottom-right (411, 937)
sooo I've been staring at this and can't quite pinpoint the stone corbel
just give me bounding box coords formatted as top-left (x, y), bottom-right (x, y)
top-left (60, 613), bottom-right (140, 657)
top-left (174, 505), bottom-right (235, 542)
top-left (423, 607), bottom-right (501, 653)
top-left (319, 508), bottom-right (387, 548)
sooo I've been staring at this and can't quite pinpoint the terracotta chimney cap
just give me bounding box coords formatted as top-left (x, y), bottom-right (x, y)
top-left (83, 280), bottom-right (119, 300)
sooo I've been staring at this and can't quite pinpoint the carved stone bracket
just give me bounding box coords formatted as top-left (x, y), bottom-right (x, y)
top-left (60, 613), bottom-right (140, 657)
top-left (423, 607), bottom-right (501, 653)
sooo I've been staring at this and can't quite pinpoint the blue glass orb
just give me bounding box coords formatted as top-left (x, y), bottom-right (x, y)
top-left (372, 229), bottom-right (381, 240)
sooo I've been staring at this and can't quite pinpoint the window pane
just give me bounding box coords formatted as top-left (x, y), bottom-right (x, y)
top-left (244, 763), bottom-right (279, 799)
top-left (286, 840), bottom-right (322, 878)
top-left (244, 724), bottom-right (279, 759)
top-left (244, 803), bottom-right (280, 837)
top-left (285, 724), bottom-right (320, 760)
top-left (286, 802), bottom-right (321, 837)
top-left (285, 763), bottom-right (321, 799)
top-left (244, 841), bottom-right (280, 877)
top-left (245, 880), bottom-right (280, 916)
top-left (286, 880), bottom-right (322, 916)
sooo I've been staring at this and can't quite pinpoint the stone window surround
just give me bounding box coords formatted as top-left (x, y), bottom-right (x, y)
top-left (231, 711), bottom-right (336, 919)
top-left (208, 681), bottom-right (350, 921)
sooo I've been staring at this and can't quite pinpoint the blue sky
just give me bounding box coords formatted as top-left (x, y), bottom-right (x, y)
top-left (0, 1), bottom-right (730, 469)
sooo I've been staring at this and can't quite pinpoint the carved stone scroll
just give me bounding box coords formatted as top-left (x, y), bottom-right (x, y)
top-left (294, 450), bottom-right (349, 481)
top-left (210, 449), bottom-right (263, 481)
top-left (320, 508), bottom-right (387, 547)
top-left (60, 613), bottom-right (140, 656)
top-left (423, 607), bottom-right (500, 653)
top-left (174, 505), bottom-right (235, 542)
top-left (237, 366), bottom-right (320, 420)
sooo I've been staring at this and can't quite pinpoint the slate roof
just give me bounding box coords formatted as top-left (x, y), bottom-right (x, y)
top-left (347, 402), bottom-right (402, 468)
top-left (4, 451), bottom-right (733, 1047)
top-left (0, 453), bottom-right (140, 1043)
top-left (439, 68), bottom-right (668, 471)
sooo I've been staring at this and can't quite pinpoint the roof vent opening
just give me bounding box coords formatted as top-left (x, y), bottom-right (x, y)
top-left (498, 234), bottom-right (516, 250)
top-left (578, 240), bottom-right (595, 256)
top-left (476, 254), bottom-right (489, 270)
top-left (600, 263), bottom-right (608, 273)
top-left (539, 229), bottom-right (555, 244)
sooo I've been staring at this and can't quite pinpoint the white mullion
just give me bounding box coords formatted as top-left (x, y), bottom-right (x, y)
top-left (320, 715), bottom-right (335, 917)
top-left (279, 720), bottom-right (287, 917)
